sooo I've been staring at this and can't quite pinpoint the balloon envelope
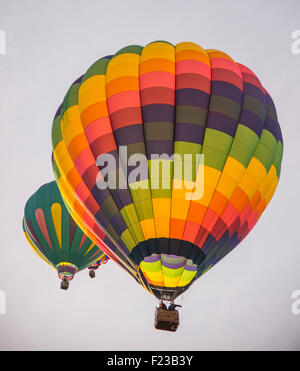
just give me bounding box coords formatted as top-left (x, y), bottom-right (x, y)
top-left (52, 41), bottom-right (283, 300)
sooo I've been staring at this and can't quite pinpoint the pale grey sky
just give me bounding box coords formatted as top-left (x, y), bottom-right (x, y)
top-left (0, 0), bottom-right (300, 350)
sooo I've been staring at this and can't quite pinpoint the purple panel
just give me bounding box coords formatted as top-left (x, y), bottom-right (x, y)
top-left (244, 83), bottom-right (266, 105)
top-left (142, 104), bottom-right (174, 123)
top-left (175, 89), bottom-right (210, 108)
top-left (145, 140), bottom-right (174, 157)
top-left (114, 125), bottom-right (145, 145)
top-left (206, 112), bottom-right (237, 137)
top-left (175, 123), bottom-right (205, 144)
top-left (239, 109), bottom-right (264, 137)
top-left (211, 81), bottom-right (243, 105)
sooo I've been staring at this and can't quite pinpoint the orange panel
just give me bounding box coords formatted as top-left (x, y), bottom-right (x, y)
top-left (106, 76), bottom-right (139, 96)
top-left (80, 101), bottom-right (108, 127)
top-left (186, 203), bottom-right (207, 224)
top-left (209, 191), bottom-right (228, 215)
top-left (68, 134), bottom-right (89, 161)
top-left (169, 218), bottom-right (186, 239)
top-left (230, 187), bottom-right (249, 213)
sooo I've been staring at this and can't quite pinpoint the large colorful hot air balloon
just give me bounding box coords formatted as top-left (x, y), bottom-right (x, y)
top-left (23, 181), bottom-right (107, 289)
top-left (51, 41), bottom-right (283, 330)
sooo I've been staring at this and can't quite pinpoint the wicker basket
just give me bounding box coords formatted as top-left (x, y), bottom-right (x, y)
top-left (154, 307), bottom-right (179, 332)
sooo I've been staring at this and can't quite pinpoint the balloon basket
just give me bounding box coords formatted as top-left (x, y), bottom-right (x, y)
top-left (60, 278), bottom-right (69, 290)
top-left (89, 270), bottom-right (96, 279)
top-left (154, 307), bottom-right (179, 332)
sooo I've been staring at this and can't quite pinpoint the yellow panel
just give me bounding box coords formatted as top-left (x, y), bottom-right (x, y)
top-left (63, 104), bottom-right (80, 123)
top-left (247, 157), bottom-right (267, 186)
top-left (265, 177), bottom-right (278, 205)
top-left (53, 141), bottom-right (67, 164)
top-left (175, 41), bottom-right (205, 53)
top-left (171, 198), bottom-right (190, 220)
top-left (107, 53), bottom-right (140, 69)
top-left (84, 242), bottom-right (95, 256)
top-left (172, 179), bottom-right (196, 199)
top-left (51, 203), bottom-right (62, 248)
top-left (140, 265), bottom-right (164, 283)
top-left (162, 275), bottom-right (181, 288)
top-left (216, 173), bottom-right (237, 199)
top-left (59, 152), bottom-right (76, 177)
top-left (140, 219), bottom-right (156, 240)
top-left (141, 42), bottom-right (175, 61)
top-left (258, 165), bottom-right (276, 195)
top-left (79, 86), bottom-right (106, 112)
top-left (152, 198), bottom-right (171, 218)
top-left (62, 118), bottom-right (85, 146)
top-left (193, 184), bottom-right (215, 206)
top-left (238, 172), bottom-right (259, 199)
top-left (154, 218), bottom-right (170, 238)
top-left (223, 156), bottom-right (246, 184)
top-left (106, 63), bottom-right (139, 83)
top-left (79, 75), bottom-right (105, 99)
top-left (203, 165), bottom-right (221, 188)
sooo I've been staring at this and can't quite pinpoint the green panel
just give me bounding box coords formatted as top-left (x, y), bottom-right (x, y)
top-left (210, 96), bottom-right (241, 121)
top-left (148, 159), bottom-right (173, 194)
top-left (243, 95), bottom-right (266, 121)
top-left (51, 114), bottom-right (62, 150)
top-left (134, 200), bottom-right (154, 220)
top-left (141, 259), bottom-right (162, 272)
top-left (81, 57), bottom-right (110, 83)
top-left (120, 204), bottom-right (138, 226)
top-left (273, 141), bottom-right (283, 177)
top-left (161, 265), bottom-right (184, 278)
top-left (204, 128), bottom-right (233, 153)
top-left (114, 45), bottom-right (143, 56)
top-left (150, 188), bottom-right (172, 199)
top-left (106, 224), bottom-right (120, 243)
top-left (144, 122), bottom-right (174, 141)
top-left (233, 124), bottom-right (259, 151)
top-left (230, 141), bottom-right (255, 168)
top-left (176, 106), bottom-right (207, 126)
top-left (101, 196), bottom-right (119, 220)
top-left (174, 141), bottom-right (202, 156)
top-left (178, 268), bottom-right (196, 282)
top-left (202, 145), bottom-right (228, 171)
top-left (121, 229), bottom-right (135, 251)
top-left (253, 142), bottom-right (275, 172)
top-left (130, 184), bottom-right (152, 202)
top-left (259, 129), bottom-right (277, 156)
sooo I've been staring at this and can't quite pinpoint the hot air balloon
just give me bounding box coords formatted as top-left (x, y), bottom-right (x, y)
top-left (88, 254), bottom-right (110, 278)
top-left (51, 41), bottom-right (283, 331)
top-left (23, 181), bottom-right (107, 290)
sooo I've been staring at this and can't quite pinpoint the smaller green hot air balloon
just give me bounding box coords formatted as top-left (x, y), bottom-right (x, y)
top-left (23, 181), bottom-right (106, 290)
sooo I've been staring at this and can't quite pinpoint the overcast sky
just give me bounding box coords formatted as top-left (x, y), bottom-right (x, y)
top-left (0, 0), bottom-right (300, 350)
